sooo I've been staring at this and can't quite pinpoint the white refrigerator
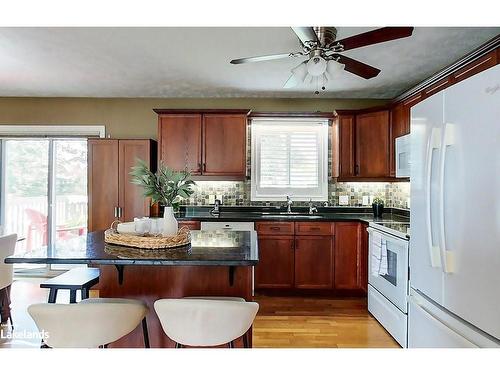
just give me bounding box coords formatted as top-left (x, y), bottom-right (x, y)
top-left (409, 63), bottom-right (500, 347)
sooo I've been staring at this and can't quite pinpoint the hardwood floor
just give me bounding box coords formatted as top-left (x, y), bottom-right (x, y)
top-left (1, 279), bottom-right (399, 349)
top-left (253, 294), bottom-right (399, 348)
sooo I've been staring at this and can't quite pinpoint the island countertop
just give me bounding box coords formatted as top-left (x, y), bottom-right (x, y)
top-left (5, 230), bottom-right (259, 266)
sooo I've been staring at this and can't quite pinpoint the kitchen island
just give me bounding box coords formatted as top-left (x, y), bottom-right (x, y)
top-left (5, 229), bottom-right (258, 348)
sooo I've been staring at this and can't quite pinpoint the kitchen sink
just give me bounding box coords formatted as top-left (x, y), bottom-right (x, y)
top-left (261, 214), bottom-right (324, 219)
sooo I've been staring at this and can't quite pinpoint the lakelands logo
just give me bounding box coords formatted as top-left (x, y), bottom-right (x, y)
top-left (0, 328), bottom-right (50, 340)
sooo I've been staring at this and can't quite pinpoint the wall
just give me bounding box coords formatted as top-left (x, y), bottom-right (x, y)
top-left (0, 97), bottom-right (388, 139)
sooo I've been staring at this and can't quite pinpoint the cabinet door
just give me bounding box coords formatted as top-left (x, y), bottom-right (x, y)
top-left (338, 115), bottom-right (355, 178)
top-left (334, 222), bottom-right (363, 290)
top-left (202, 114), bottom-right (246, 177)
top-left (118, 140), bottom-right (155, 222)
top-left (88, 139), bottom-right (119, 232)
top-left (255, 236), bottom-right (294, 289)
top-left (294, 236), bottom-right (333, 289)
top-left (158, 114), bottom-right (202, 174)
top-left (390, 103), bottom-right (410, 176)
top-left (355, 110), bottom-right (390, 177)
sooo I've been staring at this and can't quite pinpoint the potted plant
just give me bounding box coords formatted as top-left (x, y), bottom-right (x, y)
top-left (372, 197), bottom-right (385, 218)
top-left (130, 159), bottom-right (195, 236)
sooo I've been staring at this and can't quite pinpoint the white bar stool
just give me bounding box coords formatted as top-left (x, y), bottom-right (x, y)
top-left (154, 298), bottom-right (259, 348)
top-left (0, 233), bottom-right (18, 328)
top-left (28, 298), bottom-right (149, 348)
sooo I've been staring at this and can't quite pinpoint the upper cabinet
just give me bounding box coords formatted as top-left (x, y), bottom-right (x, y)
top-left (355, 110), bottom-right (390, 178)
top-left (335, 109), bottom-right (394, 181)
top-left (156, 110), bottom-right (248, 179)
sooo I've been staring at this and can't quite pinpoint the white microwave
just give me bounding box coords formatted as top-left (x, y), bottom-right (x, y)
top-left (395, 134), bottom-right (410, 178)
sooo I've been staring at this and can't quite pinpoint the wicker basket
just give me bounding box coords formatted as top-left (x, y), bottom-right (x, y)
top-left (104, 221), bottom-right (191, 249)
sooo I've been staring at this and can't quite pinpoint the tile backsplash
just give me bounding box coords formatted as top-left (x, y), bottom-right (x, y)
top-left (182, 180), bottom-right (410, 209)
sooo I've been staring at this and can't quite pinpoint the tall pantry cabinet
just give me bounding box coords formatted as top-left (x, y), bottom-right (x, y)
top-left (88, 139), bottom-right (157, 231)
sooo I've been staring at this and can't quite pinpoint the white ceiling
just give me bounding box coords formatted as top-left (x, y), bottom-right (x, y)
top-left (0, 27), bottom-right (498, 99)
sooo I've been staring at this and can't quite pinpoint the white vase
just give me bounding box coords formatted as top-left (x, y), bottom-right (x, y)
top-left (162, 206), bottom-right (178, 236)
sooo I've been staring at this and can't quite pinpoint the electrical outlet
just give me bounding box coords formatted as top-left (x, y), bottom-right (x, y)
top-left (339, 195), bottom-right (349, 206)
top-left (369, 195), bottom-right (375, 205)
top-left (407, 198), bottom-right (411, 209)
top-left (362, 196), bottom-right (369, 206)
top-left (208, 195), bottom-right (215, 205)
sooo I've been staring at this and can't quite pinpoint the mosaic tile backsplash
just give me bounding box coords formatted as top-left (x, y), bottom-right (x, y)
top-left (182, 181), bottom-right (410, 209)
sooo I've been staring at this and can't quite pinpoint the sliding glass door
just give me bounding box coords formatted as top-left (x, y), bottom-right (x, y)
top-left (1, 138), bottom-right (88, 273)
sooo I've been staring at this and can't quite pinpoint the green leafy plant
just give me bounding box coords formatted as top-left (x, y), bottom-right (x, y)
top-left (129, 159), bottom-right (195, 207)
top-left (372, 197), bottom-right (385, 205)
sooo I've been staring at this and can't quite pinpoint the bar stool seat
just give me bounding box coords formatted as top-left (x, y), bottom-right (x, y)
top-left (40, 267), bottom-right (99, 303)
top-left (154, 298), bottom-right (259, 348)
top-left (28, 298), bottom-right (149, 348)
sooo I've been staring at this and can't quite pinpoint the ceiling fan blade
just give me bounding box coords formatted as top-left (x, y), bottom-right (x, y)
top-left (230, 52), bottom-right (300, 64)
top-left (335, 27), bottom-right (414, 51)
top-left (291, 27), bottom-right (319, 45)
top-left (333, 54), bottom-right (381, 79)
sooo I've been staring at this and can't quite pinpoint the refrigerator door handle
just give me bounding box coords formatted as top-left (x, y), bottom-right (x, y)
top-left (438, 123), bottom-right (455, 273)
top-left (426, 127), bottom-right (442, 268)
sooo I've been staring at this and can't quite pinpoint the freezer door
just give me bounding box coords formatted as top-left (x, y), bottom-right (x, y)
top-left (408, 289), bottom-right (500, 348)
top-left (410, 92), bottom-right (445, 304)
top-left (439, 64), bottom-right (500, 339)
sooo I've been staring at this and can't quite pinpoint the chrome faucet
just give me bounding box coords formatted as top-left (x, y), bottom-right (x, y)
top-left (286, 195), bottom-right (293, 213)
top-left (211, 199), bottom-right (221, 215)
top-left (309, 199), bottom-right (318, 215)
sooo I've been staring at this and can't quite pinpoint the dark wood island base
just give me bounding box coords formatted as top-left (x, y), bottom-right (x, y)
top-left (98, 265), bottom-right (253, 348)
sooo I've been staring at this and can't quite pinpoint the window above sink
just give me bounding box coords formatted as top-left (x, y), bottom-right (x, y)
top-left (250, 118), bottom-right (329, 202)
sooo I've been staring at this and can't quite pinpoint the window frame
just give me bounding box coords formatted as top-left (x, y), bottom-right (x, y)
top-left (250, 117), bottom-right (329, 202)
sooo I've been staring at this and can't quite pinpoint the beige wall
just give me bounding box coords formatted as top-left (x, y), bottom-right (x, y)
top-left (0, 97), bottom-right (388, 139)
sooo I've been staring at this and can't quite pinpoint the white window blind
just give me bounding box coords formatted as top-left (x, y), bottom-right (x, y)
top-left (251, 118), bottom-right (328, 201)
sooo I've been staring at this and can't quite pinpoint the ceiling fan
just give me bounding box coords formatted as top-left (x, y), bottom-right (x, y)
top-left (230, 26), bottom-right (414, 94)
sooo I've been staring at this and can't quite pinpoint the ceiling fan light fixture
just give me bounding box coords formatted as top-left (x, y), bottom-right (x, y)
top-left (306, 55), bottom-right (327, 76)
top-left (291, 61), bottom-right (308, 82)
top-left (326, 59), bottom-right (344, 79)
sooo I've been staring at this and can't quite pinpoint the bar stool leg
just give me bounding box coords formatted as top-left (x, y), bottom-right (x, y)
top-left (81, 288), bottom-right (89, 300)
top-left (69, 290), bottom-right (77, 304)
top-left (47, 288), bottom-right (58, 303)
top-left (175, 342), bottom-right (183, 348)
top-left (142, 318), bottom-right (150, 348)
top-left (243, 331), bottom-right (249, 348)
top-left (228, 340), bottom-right (234, 348)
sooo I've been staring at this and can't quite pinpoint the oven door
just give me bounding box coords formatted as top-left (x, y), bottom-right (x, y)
top-left (368, 228), bottom-right (409, 313)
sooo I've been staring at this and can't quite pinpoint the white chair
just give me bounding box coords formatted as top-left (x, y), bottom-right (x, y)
top-left (28, 298), bottom-right (149, 348)
top-left (154, 298), bottom-right (259, 348)
top-left (0, 233), bottom-right (18, 327)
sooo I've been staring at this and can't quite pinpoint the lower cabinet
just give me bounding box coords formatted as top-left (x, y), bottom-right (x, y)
top-left (334, 222), bottom-right (368, 291)
top-left (294, 236), bottom-right (333, 289)
top-left (255, 220), bottom-right (366, 293)
top-left (255, 236), bottom-right (295, 289)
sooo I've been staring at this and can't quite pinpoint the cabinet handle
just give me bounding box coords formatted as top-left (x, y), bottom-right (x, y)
top-left (198, 162), bottom-right (202, 171)
top-left (355, 164), bottom-right (360, 175)
top-left (118, 207), bottom-right (123, 218)
top-left (113, 207), bottom-right (118, 218)
top-left (309, 227), bottom-right (321, 231)
top-left (203, 163), bottom-right (206, 172)
top-left (270, 226), bottom-right (281, 231)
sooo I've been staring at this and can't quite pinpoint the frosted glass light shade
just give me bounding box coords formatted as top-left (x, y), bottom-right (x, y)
top-left (307, 56), bottom-right (327, 76)
top-left (325, 60), bottom-right (344, 80)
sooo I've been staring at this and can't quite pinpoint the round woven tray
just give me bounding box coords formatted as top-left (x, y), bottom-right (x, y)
top-left (104, 221), bottom-right (191, 249)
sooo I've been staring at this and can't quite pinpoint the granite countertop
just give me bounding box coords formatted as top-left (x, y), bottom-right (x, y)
top-left (174, 206), bottom-right (410, 225)
top-left (5, 230), bottom-right (258, 266)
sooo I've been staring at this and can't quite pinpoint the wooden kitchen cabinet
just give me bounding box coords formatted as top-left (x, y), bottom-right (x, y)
top-left (337, 114), bottom-right (355, 179)
top-left (88, 139), bottom-right (119, 232)
top-left (355, 110), bottom-right (390, 178)
top-left (255, 236), bottom-right (295, 289)
top-left (156, 110), bottom-right (248, 179)
top-left (334, 222), bottom-right (365, 291)
top-left (294, 236), bottom-right (333, 289)
top-left (389, 103), bottom-right (410, 176)
top-left (88, 139), bottom-right (156, 231)
top-left (157, 114), bottom-right (202, 175)
top-left (202, 114), bottom-right (246, 177)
